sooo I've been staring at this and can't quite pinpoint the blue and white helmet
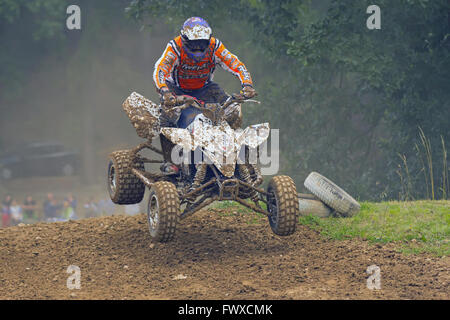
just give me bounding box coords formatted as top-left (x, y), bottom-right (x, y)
top-left (180, 17), bottom-right (212, 41)
top-left (180, 17), bottom-right (212, 61)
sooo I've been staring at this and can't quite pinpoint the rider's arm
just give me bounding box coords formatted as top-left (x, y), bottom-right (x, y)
top-left (214, 39), bottom-right (253, 87)
top-left (153, 41), bottom-right (179, 92)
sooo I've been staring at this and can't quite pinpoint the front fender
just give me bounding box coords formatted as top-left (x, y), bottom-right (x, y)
top-left (236, 123), bottom-right (270, 149)
top-left (160, 128), bottom-right (195, 151)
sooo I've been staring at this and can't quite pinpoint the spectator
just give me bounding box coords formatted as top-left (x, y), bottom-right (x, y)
top-left (1, 194), bottom-right (12, 227)
top-left (10, 200), bottom-right (23, 225)
top-left (43, 193), bottom-right (62, 219)
top-left (84, 197), bottom-right (99, 218)
top-left (62, 200), bottom-right (77, 221)
top-left (23, 195), bottom-right (38, 223)
top-left (65, 193), bottom-right (77, 211)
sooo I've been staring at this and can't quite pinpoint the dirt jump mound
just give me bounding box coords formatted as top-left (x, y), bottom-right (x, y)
top-left (0, 209), bottom-right (448, 299)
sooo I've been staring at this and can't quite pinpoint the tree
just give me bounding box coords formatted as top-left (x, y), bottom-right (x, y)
top-left (127, 0), bottom-right (449, 200)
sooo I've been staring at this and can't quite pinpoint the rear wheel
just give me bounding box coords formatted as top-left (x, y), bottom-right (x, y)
top-left (107, 150), bottom-right (145, 204)
top-left (266, 175), bottom-right (299, 236)
top-left (147, 181), bottom-right (180, 243)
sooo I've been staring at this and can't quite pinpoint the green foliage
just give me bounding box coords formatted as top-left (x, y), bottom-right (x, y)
top-left (287, 0), bottom-right (450, 199)
top-left (0, 0), bottom-right (69, 100)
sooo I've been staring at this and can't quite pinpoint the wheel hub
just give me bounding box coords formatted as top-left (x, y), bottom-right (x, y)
top-left (108, 164), bottom-right (116, 194)
top-left (266, 189), bottom-right (278, 224)
top-left (148, 194), bottom-right (159, 230)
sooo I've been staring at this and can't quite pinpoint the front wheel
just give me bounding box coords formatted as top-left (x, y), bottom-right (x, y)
top-left (147, 181), bottom-right (180, 243)
top-left (266, 175), bottom-right (299, 236)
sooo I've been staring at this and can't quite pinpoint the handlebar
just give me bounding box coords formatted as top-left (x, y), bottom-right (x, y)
top-left (164, 93), bottom-right (260, 114)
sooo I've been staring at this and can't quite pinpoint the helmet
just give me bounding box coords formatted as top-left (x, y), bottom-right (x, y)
top-left (180, 17), bottom-right (212, 62)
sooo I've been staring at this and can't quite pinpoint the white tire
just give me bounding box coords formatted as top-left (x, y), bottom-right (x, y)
top-left (298, 199), bottom-right (332, 217)
top-left (304, 172), bottom-right (360, 217)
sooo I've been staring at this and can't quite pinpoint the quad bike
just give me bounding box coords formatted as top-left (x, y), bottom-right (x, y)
top-left (107, 92), bottom-right (300, 242)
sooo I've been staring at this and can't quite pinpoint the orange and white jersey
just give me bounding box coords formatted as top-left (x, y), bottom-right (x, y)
top-left (153, 36), bottom-right (253, 91)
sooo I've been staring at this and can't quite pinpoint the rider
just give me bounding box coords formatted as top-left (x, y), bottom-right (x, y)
top-left (153, 17), bottom-right (257, 171)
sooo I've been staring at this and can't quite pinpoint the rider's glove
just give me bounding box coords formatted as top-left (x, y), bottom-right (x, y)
top-left (241, 85), bottom-right (257, 99)
top-left (160, 87), bottom-right (177, 107)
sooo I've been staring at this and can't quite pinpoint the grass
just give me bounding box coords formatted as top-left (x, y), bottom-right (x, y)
top-left (299, 200), bottom-right (450, 257)
top-left (211, 200), bottom-right (450, 257)
top-left (211, 200), bottom-right (266, 223)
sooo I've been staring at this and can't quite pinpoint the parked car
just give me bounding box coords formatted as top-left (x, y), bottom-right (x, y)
top-left (0, 142), bottom-right (80, 180)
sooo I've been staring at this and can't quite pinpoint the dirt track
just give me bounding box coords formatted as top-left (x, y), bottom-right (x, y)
top-left (0, 209), bottom-right (448, 300)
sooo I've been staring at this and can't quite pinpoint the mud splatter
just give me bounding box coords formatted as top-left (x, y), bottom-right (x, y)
top-left (122, 92), bottom-right (160, 141)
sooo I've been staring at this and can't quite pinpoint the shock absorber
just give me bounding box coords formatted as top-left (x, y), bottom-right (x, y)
top-left (193, 163), bottom-right (207, 186)
top-left (251, 164), bottom-right (263, 187)
top-left (238, 164), bottom-right (259, 202)
top-left (186, 163), bottom-right (207, 202)
top-left (244, 145), bottom-right (263, 187)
